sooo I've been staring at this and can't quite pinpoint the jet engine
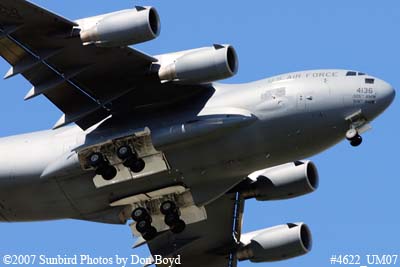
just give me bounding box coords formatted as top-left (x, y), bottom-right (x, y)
top-left (156, 44), bottom-right (238, 84)
top-left (241, 161), bottom-right (319, 200)
top-left (237, 223), bottom-right (312, 263)
top-left (77, 7), bottom-right (160, 47)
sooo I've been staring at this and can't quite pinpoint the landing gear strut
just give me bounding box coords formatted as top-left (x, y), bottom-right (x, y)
top-left (87, 152), bottom-right (117, 180)
top-left (131, 207), bottom-right (157, 241)
top-left (117, 145), bottom-right (145, 173)
top-left (346, 128), bottom-right (363, 147)
top-left (160, 200), bottom-right (186, 234)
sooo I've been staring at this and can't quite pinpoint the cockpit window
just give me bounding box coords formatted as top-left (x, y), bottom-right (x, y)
top-left (346, 71), bottom-right (357, 76)
top-left (346, 71), bottom-right (368, 76)
top-left (365, 78), bottom-right (375, 84)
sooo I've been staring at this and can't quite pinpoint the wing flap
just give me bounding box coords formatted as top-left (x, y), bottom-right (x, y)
top-left (0, 36), bottom-right (25, 65)
top-left (53, 107), bottom-right (109, 130)
top-left (24, 64), bottom-right (89, 100)
top-left (5, 47), bottom-right (62, 79)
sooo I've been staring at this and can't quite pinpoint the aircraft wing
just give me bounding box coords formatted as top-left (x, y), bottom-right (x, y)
top-left (146, 193), bottom-right (244, 267)
top-left (0, 0), bottom-right (205, 129)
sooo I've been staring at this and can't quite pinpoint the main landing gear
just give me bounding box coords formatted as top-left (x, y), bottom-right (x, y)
top-left (116, 145), bottom-right (145, 173)
top-left (87, 145), bottom-right (146, 180)
top-left (346, 128), bottom-right (363, 147)
top-left (132, 207), bottom-right (158, 241)
top-left (87, 152), bottom-right (117, 180)
top-left (131, 201), bottom-right (186, 241)
top-left (160, 200), bottom-right (186, 234)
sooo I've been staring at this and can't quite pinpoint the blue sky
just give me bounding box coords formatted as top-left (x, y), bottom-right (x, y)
top-left (0, 0), bottom-right (399, 266)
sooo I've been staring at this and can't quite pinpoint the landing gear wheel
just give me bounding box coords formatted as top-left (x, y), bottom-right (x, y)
top-left (350, 135), bottom-right (363, 147)
top-left (88, 152), bottom-right (105, 168)
top-left (170, 219), bottom-right (186, 234)
top-left (346, 128), bottom-right (358, 140)
top-left (88, 152), bottom-right (116, 180)
top-left (346, 129), bottom-right (362, 147)
top-left (117, 145), bottom-right (135, 160)
top-left (160, 201), bottom-right (184, 233)
top-left (136, 219), bottom-right (152, 234)
top-left (160, 200), bottom-right (177, 215)
top-left (96, 165), bottom-right (117, 180)
top-left (142, 226), bottom-right (158, 241)
top-left (164, 212), bottom-right (179, 226)
top-left (131, 207), bottom-right (151, 222)
top-left (128, 158), bottom-right (145, 173)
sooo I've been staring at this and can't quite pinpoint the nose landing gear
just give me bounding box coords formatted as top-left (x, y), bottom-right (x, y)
top-left (344, 110), bottom-right (371, 147)
top-left (346, 128), bottom-right (363, 147)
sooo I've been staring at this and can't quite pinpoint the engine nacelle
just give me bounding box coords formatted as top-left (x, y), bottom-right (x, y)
top-left (237, 223), bottom-right (312, 263)
top-left (156, 44), bottom-right (238, 84)
top-left (241, 160), bottom-right (319, 200)
top-left (77, 7), bottom-right (160, 47)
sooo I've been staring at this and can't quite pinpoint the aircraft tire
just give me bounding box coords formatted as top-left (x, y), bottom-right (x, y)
top-left (88, 152), bottom-right (105, 168)
top-left (170, 219), bottom-right (186, 234)
top-left (99, 165), bottom-right (117, 180)
top-left (117, 145), bottom-right (135, 160)
top-left (136, 219), bottom-right (152, 234)
top-left (350, 135), bottom-right (362, 147)
top-left (164, 212), bottom-right (180, 226)
top-left (128, 158), bottom-right (145, 173)
top-left (142, 226), bottom-right (158, 241)
top-left (131, 207), bottom-right (151, 222)
top-left (346, 128), bottom-right (358, 140)
top-left (160, 200), bottom-right (177, 215)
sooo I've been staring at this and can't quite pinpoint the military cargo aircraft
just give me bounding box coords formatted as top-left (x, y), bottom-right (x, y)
top-left (0, 1), bottom-right (395, 266)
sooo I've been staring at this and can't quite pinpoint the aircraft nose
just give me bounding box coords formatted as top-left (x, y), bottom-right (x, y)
top-left (379, 80), bottom-right (395, 108)
top-left (364, 79), bottom-right (395, 120)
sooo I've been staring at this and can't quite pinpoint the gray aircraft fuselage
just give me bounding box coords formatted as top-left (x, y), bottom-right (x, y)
top-left (0, 69), bottom-right (395, 223)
